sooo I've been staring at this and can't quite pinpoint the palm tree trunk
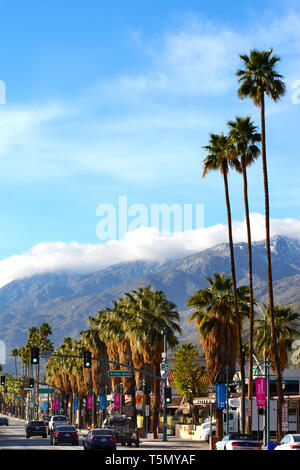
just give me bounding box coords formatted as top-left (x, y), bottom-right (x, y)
top-left (260, 89), bottom-right (284, 438)
top-left (223, 169), bottom-right (246, 433)
top-left (241, 158), bottom-right (255, 434)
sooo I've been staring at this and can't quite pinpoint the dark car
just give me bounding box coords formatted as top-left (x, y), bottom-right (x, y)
top-left (0, 417), bottom-right (8, 426)
top-left (50, 425), bottom-right (79, 446)
top-left (102, 415), bottom-right (139, 447)
top-left (25, 420), bottom-right (47, 438)
top-left (83, 429), bottom-right (116, 451)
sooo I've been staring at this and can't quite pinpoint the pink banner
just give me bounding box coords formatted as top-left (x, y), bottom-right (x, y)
top-left (52, 398), bottom-right (59, 410)
top-left (255, 377), bottom-right (267, 407)
top-left (86, 396), bottom-right (93, 410)
top-left (114, 393), bottom-right (120, 410)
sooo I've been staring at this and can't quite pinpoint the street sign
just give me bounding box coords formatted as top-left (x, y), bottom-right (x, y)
top-left (160, 363), bottom-right (171, 371)
top-left (108, 370), bottom-right (132, 377)
top-left (39, 388), bottom-right (54, 394)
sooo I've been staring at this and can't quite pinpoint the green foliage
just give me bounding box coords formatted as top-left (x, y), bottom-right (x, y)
top-left (173, 343), bottom-right (208, 402)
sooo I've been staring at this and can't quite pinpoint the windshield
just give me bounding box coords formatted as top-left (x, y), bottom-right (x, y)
top-left (29, 421), bottom-right (44, 425)
top-left (53, 416), bottom-right (68, 421)
top-left (293, 436), bottom-right (300, 442)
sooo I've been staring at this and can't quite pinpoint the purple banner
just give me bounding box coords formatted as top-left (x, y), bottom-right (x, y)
top-left (52, 398), bottom-right (59, 411)
top-left (114, 393), bottom-right (120, 410)
top-left (255, 377), bottom-right (267, 407)
top-left (86, 396), bottom-right (93, 410)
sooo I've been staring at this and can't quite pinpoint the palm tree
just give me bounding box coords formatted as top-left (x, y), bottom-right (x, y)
top-left (236, 49), bottom-right (286, 437)
top-left (203, 133), bottom-right (247, 432)
top-left (227, 115), bottom-right (261, 432)
top-left (255, 305), bottom-right (300, 371)
top-left (11, 348), bottom-right (19, 376)
top-left (124, 285), bottom-right (181, 439)
top-left (187, 273), bottom-right (249, 438)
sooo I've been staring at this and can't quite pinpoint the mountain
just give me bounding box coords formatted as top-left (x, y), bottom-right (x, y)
top-left (1, 236), bottom-right (300, 370)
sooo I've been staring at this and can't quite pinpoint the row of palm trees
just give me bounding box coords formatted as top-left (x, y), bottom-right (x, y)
top-left (43, 286), bottom-right (181, 437)
top-left (201, 48), bottom-right (286, 436)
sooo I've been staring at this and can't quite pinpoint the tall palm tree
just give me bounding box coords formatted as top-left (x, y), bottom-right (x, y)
top-left (237, 49), bottom-right (286, 437)
top-left (187, 272), bottom-right (250, 437)
top-left (255, 305), bottom-right (300, 371)
top-left (11, 348), bottom-right (19, 376)
top-left (124, 285), bottom-right (181, 439)
top-left (203, 133), bottom-right (247, 432)
top-left (227, 115), bottom-right (261, 432)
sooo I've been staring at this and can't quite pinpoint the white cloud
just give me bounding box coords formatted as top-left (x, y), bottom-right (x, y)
top-left (0, 213), bottom-right (299, 288)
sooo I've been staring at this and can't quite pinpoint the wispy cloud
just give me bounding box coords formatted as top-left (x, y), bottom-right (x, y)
top-left (0, 213), bottom-right (299, 288)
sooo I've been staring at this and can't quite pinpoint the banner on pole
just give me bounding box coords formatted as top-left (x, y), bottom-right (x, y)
top-left (114, 393), bottom-right (120, 410)
top-left (216, 383), bottom-right (226, 409)
top-left (52, 398), bottom-right (59, 411)
top-left (74, 397), bottom-right (79, 411)
top-left (86, 396), bottom-right (93, 410)
top-left (255, 377), bottom-right (267, 407)
top-left (99, 395), bottom-right (106, 411)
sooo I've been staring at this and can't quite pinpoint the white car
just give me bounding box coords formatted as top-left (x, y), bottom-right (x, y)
top-left (48, 415), bottom-right (69, 434)
top-left (275, 434), bottom-right (300, 450)
top-left (215, 433), bottom-right (262, 450)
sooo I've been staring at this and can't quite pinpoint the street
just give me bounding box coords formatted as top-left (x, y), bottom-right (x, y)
top-left (0, 415), bottom-right (209, 451)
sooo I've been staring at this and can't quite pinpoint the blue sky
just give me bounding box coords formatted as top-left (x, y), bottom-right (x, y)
top-left (0, 0), bottom-right (300, 284)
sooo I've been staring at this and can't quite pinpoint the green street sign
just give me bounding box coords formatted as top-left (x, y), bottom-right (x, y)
top-left (108, 370), bottom-right (132, 377)
top-left (39, 388), bottom-right (55, 394)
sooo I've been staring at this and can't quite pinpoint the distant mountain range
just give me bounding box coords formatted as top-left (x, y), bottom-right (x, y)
top-left (1, 235), bottom-right (300, 371)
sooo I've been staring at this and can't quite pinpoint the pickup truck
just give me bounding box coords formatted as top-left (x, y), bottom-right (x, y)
top-left (48, 415), bottom-right (70, 435)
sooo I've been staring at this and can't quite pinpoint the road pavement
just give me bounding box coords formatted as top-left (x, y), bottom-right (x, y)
top-left (0, 415), bottom-right (209, 451)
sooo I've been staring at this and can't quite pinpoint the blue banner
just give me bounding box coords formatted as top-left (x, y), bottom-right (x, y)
top-left (74, 397), bottom-right (79, 411)
top-left (216, 383), bottom-right (226, 409)
top-left (99, 395), bottom-right (106, 411)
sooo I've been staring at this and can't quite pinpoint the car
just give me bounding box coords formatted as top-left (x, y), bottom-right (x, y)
top-left (50, 425), bottom-right (79, 446)
top-left (215, 433), bottom-right (262, 450)
top-left (25, 420), bottom-right (47, 439)
top-left (83, 428), bottom-right (117, 451)
top-left (48, 415), bottom-right (69, 434)
top-left (275, 434), bottom-right (300, 450)
top-left (102, 415), bottom-right (139, 447)
top-left (0, 417), bottom-right (8, 426)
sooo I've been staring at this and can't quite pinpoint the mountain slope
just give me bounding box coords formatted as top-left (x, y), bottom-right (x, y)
top-left (0, 236), bottom-right (299, 370)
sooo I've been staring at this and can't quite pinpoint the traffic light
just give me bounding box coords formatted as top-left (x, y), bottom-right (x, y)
top-left (4, 387), bottom-right (7, 396)
top-left (0, 376), bottom-right (5, 386)
top-left (165, 387), bottom-right (172, 404)
top-left (31, 347), bottom-right (40, 365)
top-left (29, 378), bottom-right (34, 389)
top-left (83, 351), bottom-right (91, 368)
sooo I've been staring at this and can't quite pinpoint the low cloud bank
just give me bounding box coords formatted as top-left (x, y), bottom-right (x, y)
top-left (0, 213), bottom-right (299, 288)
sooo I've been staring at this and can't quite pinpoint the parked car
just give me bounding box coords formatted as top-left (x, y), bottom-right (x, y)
top-left (48, 415), bottom-right (69, 434)
top-left (102, 415), bottom-right (139, 447)
top-left (50, 425), bottom-right (79, 446)
top-left (275, 434), bottom-right (300, 450)
top-left (215, 433), bottom-right (262, 450)
top-left (25, 420), bottom-right (47, 439)
top-left (0, 417), bottom-right (8, 426)
top-left (83, 428), bottom-right (116, 451)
